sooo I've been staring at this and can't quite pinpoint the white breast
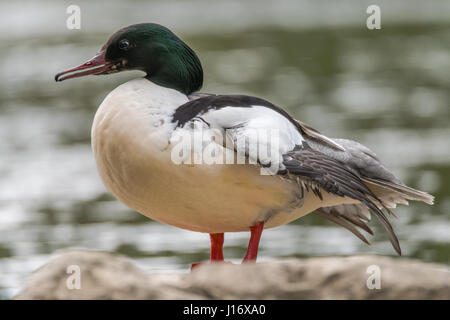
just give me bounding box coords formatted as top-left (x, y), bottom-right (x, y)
top-left (91, 79), bottom-right (351, 233)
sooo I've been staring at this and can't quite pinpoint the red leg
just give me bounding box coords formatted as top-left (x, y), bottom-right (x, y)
top-left (191, 233), bottom-right (225, 270)
top-left (242, 221), bottom-right (264, 263)
top-left (209, 233), bottom-right (224, 262)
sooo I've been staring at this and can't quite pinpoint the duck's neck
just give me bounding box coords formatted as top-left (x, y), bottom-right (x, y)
top-left (146, 66), bottom-right (202, 96)
top-left (143, 42), bottom-right (203, 96)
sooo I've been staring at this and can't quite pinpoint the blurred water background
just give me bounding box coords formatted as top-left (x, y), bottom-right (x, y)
top-left (0, 0), bottom-right (449, 299)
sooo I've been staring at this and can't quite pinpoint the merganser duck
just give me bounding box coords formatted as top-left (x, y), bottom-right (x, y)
top-left (55, 23), bottom-right (434, 267)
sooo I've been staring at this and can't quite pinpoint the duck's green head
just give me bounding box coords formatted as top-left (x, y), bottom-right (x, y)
top-left (55, 23), bottom-right (203, 95)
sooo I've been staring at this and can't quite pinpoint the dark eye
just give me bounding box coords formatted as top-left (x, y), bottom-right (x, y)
top-left (118, 39), bottom-right (131, 51)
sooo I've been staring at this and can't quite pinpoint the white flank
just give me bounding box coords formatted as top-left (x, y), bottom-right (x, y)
top-left (91, 78), bottom-right (356, 233)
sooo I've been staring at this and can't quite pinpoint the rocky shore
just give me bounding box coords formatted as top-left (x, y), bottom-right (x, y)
top-left (14, 250), bottom-right (449, 300)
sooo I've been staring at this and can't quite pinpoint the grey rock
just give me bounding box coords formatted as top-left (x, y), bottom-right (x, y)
top-left (14, 250), bottom-right (450, 300)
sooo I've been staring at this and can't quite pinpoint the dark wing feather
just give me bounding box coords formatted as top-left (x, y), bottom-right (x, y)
top-left (283, 143), bottom-right (402, 255)
top-left (314, 205), bottom-right (372, 245)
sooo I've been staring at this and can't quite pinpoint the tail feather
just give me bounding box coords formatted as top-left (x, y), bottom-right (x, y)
top-left (363, 178), bottom-right (434, 206)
